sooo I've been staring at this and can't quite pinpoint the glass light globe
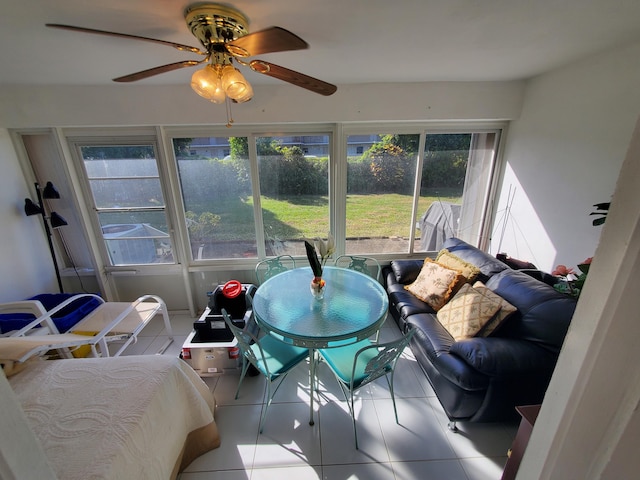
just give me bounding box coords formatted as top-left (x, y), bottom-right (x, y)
top-left (190, 65), bottom-right (219, 100)
top-left (221, 65), bottom-right (251, 100)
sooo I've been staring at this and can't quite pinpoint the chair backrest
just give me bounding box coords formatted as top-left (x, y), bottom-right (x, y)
top-left (255, 255), bottom-right (296, 284)
top-left (353, 327), bottom-right (415, 389)
top-left (221, 307), bottom-right (266, 374)
top-left (334, 255), bottom-right (381, 281)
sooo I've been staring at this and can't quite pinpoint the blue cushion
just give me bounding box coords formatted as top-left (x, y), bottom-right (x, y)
top-left (250, 336), bottom-right (307, 380)
top-left (320, 339), bottom-right (380, 387)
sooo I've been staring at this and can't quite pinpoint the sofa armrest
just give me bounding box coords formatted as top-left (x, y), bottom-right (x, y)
top-left (450, 337), bottom-right (557, 376)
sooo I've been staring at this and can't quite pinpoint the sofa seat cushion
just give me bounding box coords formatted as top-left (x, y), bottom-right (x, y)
top-left (450, 337), bottom-right (557, 376)
top-left (436, 283), bottom-right (503, 340)
top-left (405, 313), bottom-right (489, 391)
top-left (387, 283), bottom-right (436, 319)
top-left (405, 259), bottom-right (465, 310)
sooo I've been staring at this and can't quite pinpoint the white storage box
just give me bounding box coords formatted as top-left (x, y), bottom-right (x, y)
top-left (181, 330), bottom-right (241, 376)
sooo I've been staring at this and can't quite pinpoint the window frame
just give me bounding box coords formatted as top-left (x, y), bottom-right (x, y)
top-left (338, 122), bottom-right (504, 261)
top-left (64, 121), bottom-right (505, 273)
top-left (164, 124), bottom-right (336, 270)
top-left (67, 130), bottom-right (182, 271)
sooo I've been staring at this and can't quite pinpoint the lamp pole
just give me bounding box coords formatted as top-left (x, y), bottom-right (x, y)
top-left (25, 182), bottom-right (66, 294)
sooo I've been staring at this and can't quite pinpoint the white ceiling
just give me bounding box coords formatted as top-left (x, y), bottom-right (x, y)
top-left (2, 0), bottom-right (640, 89)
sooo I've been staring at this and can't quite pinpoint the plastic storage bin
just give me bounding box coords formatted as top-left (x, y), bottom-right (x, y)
top-left (0, 293), bottom-right (102, 334)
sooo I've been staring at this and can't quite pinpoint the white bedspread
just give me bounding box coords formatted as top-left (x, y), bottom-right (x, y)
top-left (9, 355), bottom-right (218, 480)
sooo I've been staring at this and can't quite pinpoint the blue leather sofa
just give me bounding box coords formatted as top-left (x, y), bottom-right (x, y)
top-left (383, 237), bottom-right (577, 424)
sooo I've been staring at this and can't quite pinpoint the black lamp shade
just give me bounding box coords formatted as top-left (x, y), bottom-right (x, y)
top-left (50, 212), bottom-right (68, 228)
top-left (24, 198), bottom-right (43, 216)
top-left (42, 181), bottom-right (61, 199)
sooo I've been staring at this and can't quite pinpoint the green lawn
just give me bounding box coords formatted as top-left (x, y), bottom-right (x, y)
top-left (212, 192), bottom-right (462, 240)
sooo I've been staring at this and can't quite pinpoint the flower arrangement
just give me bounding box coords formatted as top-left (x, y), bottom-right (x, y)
top-left (552, 257), bottom-right (592, 298)
top-left (304, 233), bottom-right (335, 278)
top-left (304, 233), bottom-right (335, 296)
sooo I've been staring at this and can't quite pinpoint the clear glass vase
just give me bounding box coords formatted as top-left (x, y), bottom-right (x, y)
top-left (310, 277), bottom-right (325, 300)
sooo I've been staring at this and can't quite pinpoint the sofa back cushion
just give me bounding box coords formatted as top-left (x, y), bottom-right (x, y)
top-left (485, 269), bottom-right (577, 352)
top-left (442, 238), bottom-right (508, 282)
top-left (390, 259), bottom-right (424, 285)
top-left (435, 249), bottom-right (481, 283)
top-left (404, 259), bottom-right (465, 311)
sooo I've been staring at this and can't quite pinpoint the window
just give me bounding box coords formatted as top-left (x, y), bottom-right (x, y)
top-left (67, 124), bottom-right (500, 269)
top-left (175, 136), bottom-right (256, 260)
top-left (78, 144), bottom-right (174, 266)
top-left (344, 130), bottom-right (500, 255)
top-left (174, 134), bottom-right (331, 260)
top-left (257, 135), bottom-right (330, 256)
top-left (346, 134), bottom-right (419, 254)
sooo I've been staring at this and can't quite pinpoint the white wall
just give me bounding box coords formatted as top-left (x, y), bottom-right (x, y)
top-left (518, 116), bottom-right (640, 480)
top-left (0, 129), bottom-right (59, 301)
top-left (490, 40), bottom-right (640, 272)
top-left (0, 81), bottom-right (524, 128)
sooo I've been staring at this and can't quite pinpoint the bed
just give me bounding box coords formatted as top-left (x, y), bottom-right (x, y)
top-left (6, 355), bottom-right (220, 479)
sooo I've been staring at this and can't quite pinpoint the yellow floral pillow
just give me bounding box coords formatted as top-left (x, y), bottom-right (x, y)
top-left (437, 283), bottom-right (502, 340)
top-left (404, 258), bottom-right (465, 311)
top-left (472, 281), bottom-right (518, 336)
top-left (436, 249), bottom-right (481, 283)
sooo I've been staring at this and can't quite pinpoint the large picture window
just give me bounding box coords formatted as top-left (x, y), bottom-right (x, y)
top-left (345, 130), bottom-right (499, 255)
top-left (174, 134), bottom-right (330, 260)
top-left (68, 124), bottom-right (501, 271)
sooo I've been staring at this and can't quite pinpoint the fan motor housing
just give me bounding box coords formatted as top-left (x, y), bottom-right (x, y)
top-left (185, 3), bottom-right (249, 50)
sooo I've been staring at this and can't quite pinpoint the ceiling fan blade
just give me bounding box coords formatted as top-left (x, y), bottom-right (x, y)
top-left (113, 60), bottom-right (205, 82)
top-left (226, 27), bottom-right (308, 57)
top-left (46, 23), bottom-right (205, 55)
top-left (250, 60), bottom-right (337, 96)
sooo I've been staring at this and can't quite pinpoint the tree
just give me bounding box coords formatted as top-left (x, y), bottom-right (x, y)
top-left (173, 138), bottom-right (193, 157)
top-left (185, 211), bottom-right (221, 243)
top-left (365, 142), bottom-right (412, 192)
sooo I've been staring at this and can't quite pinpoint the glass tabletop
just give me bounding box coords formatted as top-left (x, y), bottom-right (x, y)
top-left (252, 266), bottom-right (389, 348)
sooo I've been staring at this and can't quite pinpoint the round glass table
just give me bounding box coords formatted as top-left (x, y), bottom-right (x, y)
top-left (252, 266), bottom-right (389, 424)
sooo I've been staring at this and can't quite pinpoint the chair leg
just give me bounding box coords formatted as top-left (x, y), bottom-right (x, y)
top-left (388, 373), bottom-right (400, 424)
top-left (259, 380), bottom-right (273, 434)
top-left (350, 389), bottom-right (359, 449)
top-left (259, 372), bottom-right (292, 434)
top-left (235, 360), bottom-right (251, 400)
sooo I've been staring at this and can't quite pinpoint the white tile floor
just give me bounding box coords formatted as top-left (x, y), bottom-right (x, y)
top-left (125, 312), bottom-right (517, 480)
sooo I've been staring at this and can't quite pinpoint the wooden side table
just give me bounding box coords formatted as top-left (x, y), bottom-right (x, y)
top-left (501, 404), bottom-right (541, 480)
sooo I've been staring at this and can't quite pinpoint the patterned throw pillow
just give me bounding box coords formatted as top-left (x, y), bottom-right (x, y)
top-left (472, 281), bottom-right (518, 336)
top-left (436, 249), bottom-right (481, 283)
top-left (404, 258), bottom-right (465, 311)
top-left (436, 283), bottom-right (502, 340)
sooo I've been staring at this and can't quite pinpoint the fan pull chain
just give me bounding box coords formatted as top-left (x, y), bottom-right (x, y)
top-left (225, 96), bottom-right (234, 128)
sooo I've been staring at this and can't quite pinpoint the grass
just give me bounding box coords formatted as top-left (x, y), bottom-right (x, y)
top-left (206, 192), bottom-right (461, 241)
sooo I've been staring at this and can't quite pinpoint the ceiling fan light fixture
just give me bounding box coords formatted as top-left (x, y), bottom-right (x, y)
top-left (234, 81), bottom-right (254, 103)
top-left (209, 77), bottom-right (227, 104)
top-left (221, 65), bottom-right (251, 100)
top-left (190, 64), bottom-right (219, 100)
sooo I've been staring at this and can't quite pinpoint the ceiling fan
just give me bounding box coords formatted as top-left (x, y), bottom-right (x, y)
top-left (46, 3), bottom-right (337, 123)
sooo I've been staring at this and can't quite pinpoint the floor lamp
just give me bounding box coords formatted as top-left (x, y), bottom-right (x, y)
top-left (24, 181), bottom-right (68, 293)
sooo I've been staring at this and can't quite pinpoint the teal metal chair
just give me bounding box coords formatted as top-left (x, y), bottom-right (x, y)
top-left (318, 326), bottom-right (415, 448)
top-left (255, 254), bottom-right (296, 284)
top-left (221, 308), bottom-right (308, 433)
top-left (334, 255), bottom-right (381, 282)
